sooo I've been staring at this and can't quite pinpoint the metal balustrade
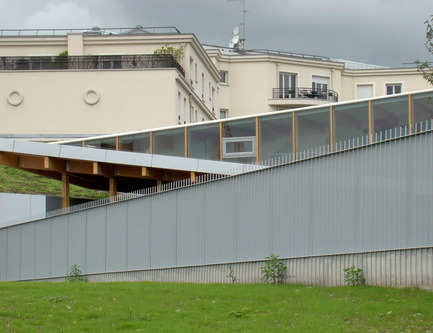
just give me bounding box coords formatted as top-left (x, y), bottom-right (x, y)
top-left (273, 87), bottom-right (339, 102)
top-left (0, 54), bottom-right (185, 76)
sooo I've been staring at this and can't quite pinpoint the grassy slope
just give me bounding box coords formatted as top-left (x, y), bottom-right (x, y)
top-left (0, 282), bottom-right (432, 332)
top-left (0, 165), bottom-right (107, 200)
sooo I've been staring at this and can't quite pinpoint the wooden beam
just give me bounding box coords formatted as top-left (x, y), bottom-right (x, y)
top-left (190, 171), bottom-right (196, 183)
top-left (115, 165), bottom-right (143, 178)
top-left (67, 160), bottom-right (94, 174)
top-left (368, 100), bottom-right (373, 143)
top-left (19, 155), bottom-right (45, 170)
top-left (219, 122), bottom-right (223, 161)
top-left (255, 117), bottom-right (259, 164)
top-left (92, 162), bottom-right (113, 178)
top-left (292, 111), bottom-right (297, 160)
top-left (0, 152), bottom-right (19, 168)
top-left (185, 127), bottom-right (188, 158)
top-left (43, 157), bottom-right (65, 172)
top-left (142, 167), bottom-right (162, 179)
top-left (62, 172), bottom-right (70, 209)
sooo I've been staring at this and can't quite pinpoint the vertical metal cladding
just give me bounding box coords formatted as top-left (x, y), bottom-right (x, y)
top-left (0, 131), bottom-right (433, 285)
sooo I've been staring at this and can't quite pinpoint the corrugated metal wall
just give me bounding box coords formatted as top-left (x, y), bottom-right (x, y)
top-left (1, 132), bottom-right (433, 285)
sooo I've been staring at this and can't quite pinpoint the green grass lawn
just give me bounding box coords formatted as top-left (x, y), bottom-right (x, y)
top-left (0, 165), bottom-right (107, 200)
top-left (0, 282), bottom-right (432, 332)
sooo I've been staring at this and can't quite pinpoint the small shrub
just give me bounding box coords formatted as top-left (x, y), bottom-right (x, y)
top-left (344, 265), bottom-right (365, 286)
top-left (67, 264), bottom-right (87, 282)
top-left (227, 265), bottom-right (237, 283)
top-left (261, 254), bottom-right (287, 284)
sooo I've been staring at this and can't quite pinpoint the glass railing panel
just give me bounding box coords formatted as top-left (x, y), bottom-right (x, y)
top-left (84, 137), bottom-right (116, 150)
top-left (296, 107), bottom-right (330, 154)
top-left (333, 102), bottom-right (369, 143)
top-left (222, 118), bottom-right (256, 163)
top-left (118, 133), bottom-right (151, 153)
top-left (412, 91), bottom-right (433, 131)
top-left (188, 123), bottom-right (220, 161)
top-left (372, 95), bottom-right (408, 138)
top-left (153, 128), bottom-right (185, 157)
top-left (259, 113), bottom-right (293, 162)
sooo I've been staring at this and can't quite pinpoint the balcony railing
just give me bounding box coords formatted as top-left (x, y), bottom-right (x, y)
top-left (0, 54), bottom-right (185, 76)
top-left (273, 87), bottom-right (338, 102)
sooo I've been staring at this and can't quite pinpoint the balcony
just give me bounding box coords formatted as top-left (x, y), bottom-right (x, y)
top-left (272, 87), bottom-right (338, 103)
top-left (0, 54), bottom-right (185, 76)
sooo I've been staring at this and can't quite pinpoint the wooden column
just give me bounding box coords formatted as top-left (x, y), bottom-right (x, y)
top-left (330, 106), bottom-right (334, 152)
top-left (184, 127), bottom-right (188, 158)
top-left (292, 111), bottom-right (297, 161)
top-left (109, 176), bottom-right (117, 200)
top-left (368, 100), bottom-right (373, 143)
top-left (255, 117), bottom-right (260, 164)
top-left (408, 94), bottom-right (413, 134)
top-left (219, 122), bottom-right (223, 161)
top-left (62, 172), bottom-right (70, 209)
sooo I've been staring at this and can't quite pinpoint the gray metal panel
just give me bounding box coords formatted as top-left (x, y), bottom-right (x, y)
top-left (105, 150), bottom-right (152, 166)
top-left (20, 223), bottom-right (36, 279)
top-left (60, 144), bottom-right (107, 162)
top-left (0, 138), bottom-right (14, 152)
top-left (205, 181), bottom-right (237, 263)
top-left (86, 207), bottom-right (107, 273)
top-left (35, 220), bottom-right (52, 279)
top-left (14, 140), bottom-right (60, 157)
top-left (126, 199), bottom-right (151, 269)
top-left (67, 212), bottom-right (87, 272)
top-left (6, 226), bottom-right (21, 280)
top-left (151, 154), bottom-right (198, 172)
top-left (150, 194), bottom-right (177, 268)
top-left (0, 229), bottom-right (7, 280)
top-left (176, 187), bottom-right (205, 266)
top-left (50, 216), bottom-right (68, 277)
top-left (106, 204), bottom-right (128, 272)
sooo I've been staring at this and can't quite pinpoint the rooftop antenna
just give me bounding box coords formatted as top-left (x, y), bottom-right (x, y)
top-left (227, 0), bottom-right (247, 47)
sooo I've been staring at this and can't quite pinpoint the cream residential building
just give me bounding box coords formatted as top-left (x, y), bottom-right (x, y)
top-left (0, 27), bottom-right (219, 138)
top-left (0, 26), bottom-right (431, 138)
top-left (205, 46), bottom-right (431, 118)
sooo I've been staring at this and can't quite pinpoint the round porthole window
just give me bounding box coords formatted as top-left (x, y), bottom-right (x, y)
top-left (84, 89), bottom-right (100, 105)
top-left (7, 91), bottom-right (23, 106)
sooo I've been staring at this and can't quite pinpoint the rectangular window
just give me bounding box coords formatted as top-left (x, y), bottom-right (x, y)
top-left (195, 63), bottom-right (198, 82)
top-left (312, 76), bottom-right (330, 93)
top-left (189, 57), bottom-right (194, 84)
top-left (220, 71), bottom-right (228, 84)
top-left (202, 73), bottom-right (205, 99)
top-left (220, 109), bottom-right (228, 119)
top-left (222, 136), bottom-right (256, 158)
top-left (356, 84), bottom-right (374, 99)
top-left (278, 72), bottom-right (296, 98)
top-left (386, 84), bottom-right (402, 95)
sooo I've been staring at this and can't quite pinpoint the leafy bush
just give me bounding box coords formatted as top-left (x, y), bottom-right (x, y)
top-left (66, 264), bottom-right (87, 282)
top-left (261, 254), bottom-right (287, 284)
top-left (227, 265), bottom-right (237, 283)
top-left (344, 265), bottom-right (365, 286)
top-left (153, 44), bottom-right (184, 63)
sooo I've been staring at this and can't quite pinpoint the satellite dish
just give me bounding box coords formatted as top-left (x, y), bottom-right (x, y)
top-left (231, 35), bottom-right (240, 45)
top-left (233, 26), bottom-right (239, 35)
top-left (229, 41), bottom-right (235, 48)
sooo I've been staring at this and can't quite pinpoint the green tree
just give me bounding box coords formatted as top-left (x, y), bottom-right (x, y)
top-left (416, 15), bottom-right (433, 85)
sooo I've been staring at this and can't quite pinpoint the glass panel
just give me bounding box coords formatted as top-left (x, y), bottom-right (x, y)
top-left (412, 91), bottom-right (433, 131)
top-left (259, 113), bottom-right (293, 162)
top-left (84, 137), bottom-right (116, 150)
top-left (296, 107), bottom-right (330, 153)
top-left (333, 102), bottom-right (369, 144)
top-left (222, 118), bottom-right (256, 163)
top-left (372, 95), bottom-right (408, 136)
top-left (153, 128), bottom-right (185, 157)
top-left (188, 123), bottom-right (220, 160)
top-left (118, 133), bottom-right (151, 153)
top-left (222, 118), bottom-right (255, 138)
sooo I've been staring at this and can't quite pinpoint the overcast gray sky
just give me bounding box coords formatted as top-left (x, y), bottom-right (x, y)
top-left (1, 0), bottom-right (432, 67)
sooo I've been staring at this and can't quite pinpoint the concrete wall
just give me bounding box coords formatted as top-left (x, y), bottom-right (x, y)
top-left (1, 130), bottom-right (432, 284)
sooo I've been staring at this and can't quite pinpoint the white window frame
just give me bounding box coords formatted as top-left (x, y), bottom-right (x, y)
top-left (222, 136), bottom-right (256, 158)
top-left (220, 71), bottom-right (228, 84)
top-left (220, 109), bottom-right (228, 119)
top-left (385, 83), bottom-right (402, 95)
